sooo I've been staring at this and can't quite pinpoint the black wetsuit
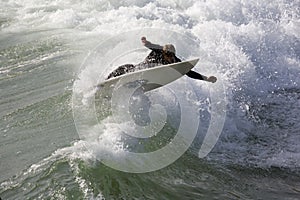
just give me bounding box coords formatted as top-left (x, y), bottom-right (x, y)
top-left (107, 42), bottom-right (205, 80)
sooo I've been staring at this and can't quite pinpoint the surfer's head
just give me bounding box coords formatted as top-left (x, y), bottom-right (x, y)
top-left (163, 44), bottom-right (176, 63)
top-left (163, 44), bottom-right (176, 54)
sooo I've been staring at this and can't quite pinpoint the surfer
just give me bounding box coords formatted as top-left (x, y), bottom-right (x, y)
top-left (107, 37), bottom-right (217, 83)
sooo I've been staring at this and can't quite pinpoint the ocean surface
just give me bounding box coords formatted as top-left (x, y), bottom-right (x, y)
top-left (1, 0), bottom-right (300, 199)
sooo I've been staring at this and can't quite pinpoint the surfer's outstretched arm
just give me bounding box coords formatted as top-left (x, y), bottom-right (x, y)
top-left (186, 70), bottom-right (217, 83)
top-left (141, 37), bottom-right (163, 51)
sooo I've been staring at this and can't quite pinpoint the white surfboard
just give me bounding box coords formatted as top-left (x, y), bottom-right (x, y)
top-left (97, 58), bottom-right (199, 95)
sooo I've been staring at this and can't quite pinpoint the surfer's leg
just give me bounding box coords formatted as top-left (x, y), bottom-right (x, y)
top-left (185, 70), bottom-right (205, 80)
top-left (107, 64), bottom-right (135, 79)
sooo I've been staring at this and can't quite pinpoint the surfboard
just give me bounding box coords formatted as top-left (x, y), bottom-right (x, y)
top-left (97, 58), bottom-right (199, 95)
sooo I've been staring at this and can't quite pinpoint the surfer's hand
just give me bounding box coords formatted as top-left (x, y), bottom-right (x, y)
top-left (206, 76), bottom-right (217, 83)
top-left (141, 36), bottom-right (148, 45)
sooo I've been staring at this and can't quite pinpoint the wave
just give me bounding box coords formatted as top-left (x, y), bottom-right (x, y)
top-left (1, 0), bottom-right (299, 199)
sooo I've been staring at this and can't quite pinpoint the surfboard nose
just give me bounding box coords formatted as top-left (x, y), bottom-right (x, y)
top-left (188, 58), bottom-right (199, 67)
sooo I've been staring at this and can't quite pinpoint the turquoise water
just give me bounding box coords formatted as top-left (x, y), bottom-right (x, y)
top-left (1, 0), bottom-right (300, 199)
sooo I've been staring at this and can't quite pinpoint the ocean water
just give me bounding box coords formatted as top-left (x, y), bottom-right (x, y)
top-left (1, 0), bottom-right (300, 199)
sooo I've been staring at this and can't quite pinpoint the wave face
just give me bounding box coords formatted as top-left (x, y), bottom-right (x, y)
top-left (1, 0), bottom-right (299, 199)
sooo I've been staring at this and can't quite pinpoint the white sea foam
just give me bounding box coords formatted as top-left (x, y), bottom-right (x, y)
top-left (2, 0), bottom-right (299, 169)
